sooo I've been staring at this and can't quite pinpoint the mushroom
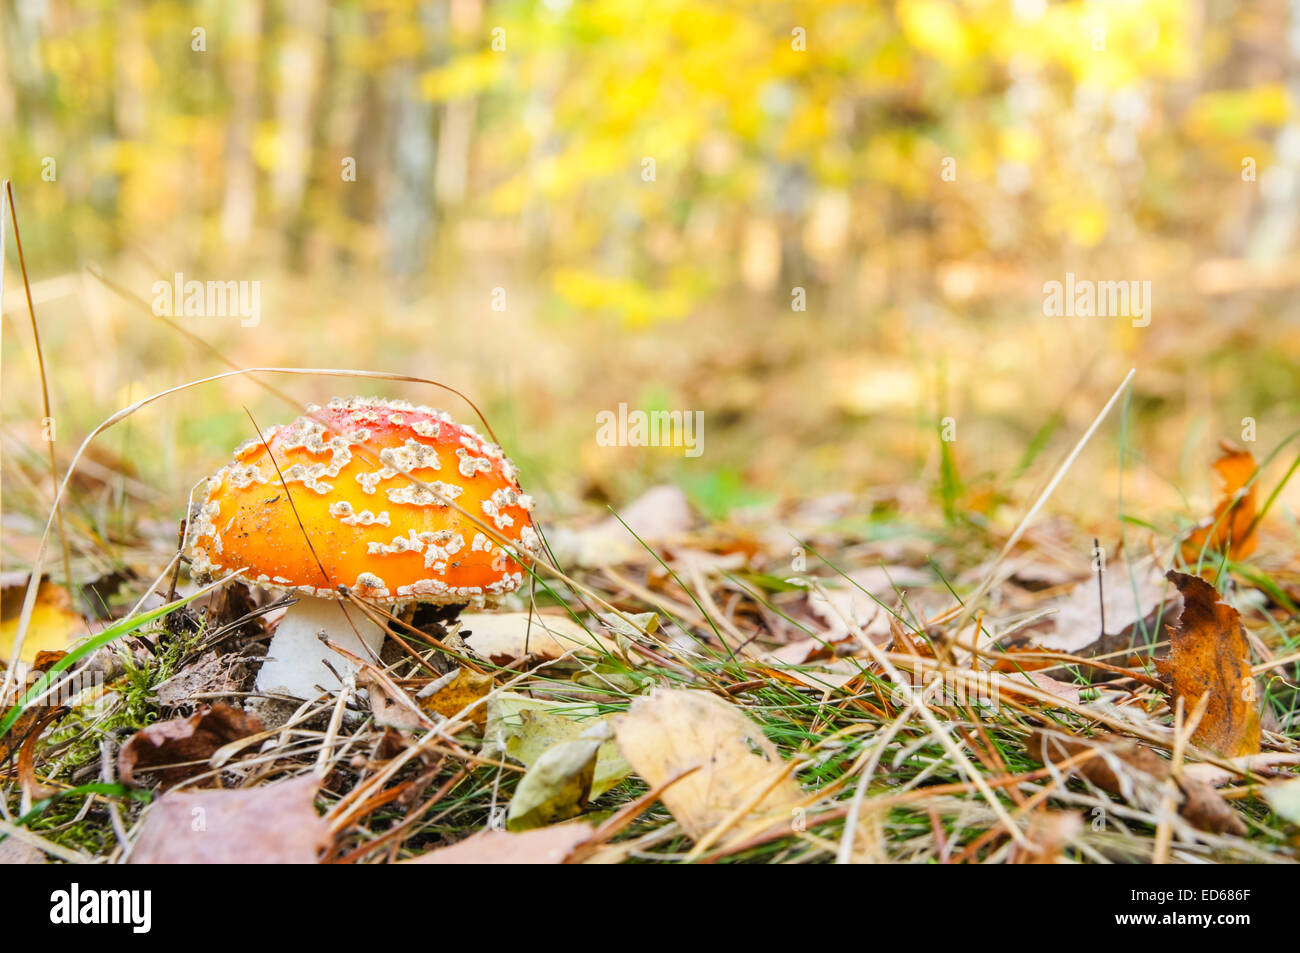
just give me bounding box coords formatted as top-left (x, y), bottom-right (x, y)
top-left (188, 397), bottom-right (539, 698)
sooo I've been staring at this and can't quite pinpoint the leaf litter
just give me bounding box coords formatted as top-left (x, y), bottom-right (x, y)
top-left (4, 423), bottom-right (1299, 864)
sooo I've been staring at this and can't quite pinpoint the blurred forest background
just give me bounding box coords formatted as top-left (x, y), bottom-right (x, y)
top-left (2, 0), bottom-right (1299, 562)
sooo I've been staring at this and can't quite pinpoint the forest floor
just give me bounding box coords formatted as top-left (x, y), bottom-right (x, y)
top-left (2, 401), bottom-right (1299, 864)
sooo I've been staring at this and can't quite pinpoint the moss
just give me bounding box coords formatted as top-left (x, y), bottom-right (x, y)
top-left (3, 619), bottom-right (206, 848)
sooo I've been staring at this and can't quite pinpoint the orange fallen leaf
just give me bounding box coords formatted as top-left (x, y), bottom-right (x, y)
top-left (1155, 571), bottom-right (1261, 758)
top-left (890, 617), bottom-right (935, 660)
top-left (1181, 440), bottom-right (1258, 563)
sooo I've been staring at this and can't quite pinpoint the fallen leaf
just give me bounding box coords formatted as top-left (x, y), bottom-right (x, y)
top-left (374, 725), bottom-right (408, 761)
top-left (0, 577), bottom-right (87, 664)
top-left (406, 821), bottom-right (595, 864)
top-left (1037, 561), bottom-right (1171, 654)
top-left (507, 731), bottom-right (603, 830)
top-left (461, 612), bottom-right (618, 664)
top-left (417, 667), bottom-right (494, 728)
top-left (152, 651), bottom-right (250, 708)
top-left (0, 650), bottom-right (70, 767)
top-left (1009, 560), bottom-right (1081, 591)
top-left (760, 658), bottom-right (865, 692)
top-left (762, 635), bottom-right (852, 665)
top-left (0, 834), bottom-right (46, 864)
top-left (118, 703), bottom-right (264, 788)
top-left (807, 565), bottom-right (928, 641)
top-left (1155, 571), bottom-right (1261, 757)
top-left (999, 670), bottom-right (1081, 706)
top-left (613, 688), bottom-right (803, 842)
top-left (1262, 777), bottom-right (1300, 824)
top-left (1181, 752), bottom-right (1300, 787)
top-left (547, 485), bottom-right (694, 567)
top-left (1026, 731), bottom-right (1246, 836)
top-left (356, 670), bottom-right (425, 731)
top-left (571, 663), bottom-right (642, 693)
top-left (486, 692), bottom-right (631, 797)
top-left (666, 548), bottom-right (749, 575)
top-left (594, 609), bottom-right (658, 641)
top-left (129, 774), bottom-right (329, 863)
top-left (1181, 440), bottom-right (1258, 562)
top-left (1013, 810), bottom-right (1083, 864)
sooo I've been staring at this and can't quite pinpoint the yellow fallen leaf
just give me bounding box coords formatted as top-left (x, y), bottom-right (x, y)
top-left (0, 578), bottom-right (85, 665)
top-left (417, 667), bottom-right (494, 728)
top-left (507, 733), bottom-right (602, 831)
top-left (486, 692), bottom-right (630, 797)
top-left (613, 688), bottom-right (803, 843)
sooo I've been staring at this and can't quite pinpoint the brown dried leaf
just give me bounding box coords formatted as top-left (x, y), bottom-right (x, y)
top-left (1178, 776), bottom-right (1251, 836)
top-left (807, 565), bottom-right (928, 641)
top-left (1026, 731), bottom-right (1246, 836)
top-left (1155, 571), bottom-right (1261, 757)
top-left (762, 635), bottom-right (851, 665)
top-left (129, 775), bottom-right (329, 863)
top-left (1037, 562), bottom-right (1170, 655)
top-left (406, 821), bottom-right (595, 864)
top-left (152, 651), bottom-right (250, 708)
top-left (118, 703), bottom-right (264, 788)
top-left (0, 650), bottom-right (70, 766)
top-left (357, 671), bottom-right (423, 732)
top-left (999, 670), bottom-right (1081, 706)
top-left (1013, 810), bottom-right (1083, 864)
top-left (613, 688), bottom-right (802, 843)
top-left (0, 834), bottom-right (46, 864)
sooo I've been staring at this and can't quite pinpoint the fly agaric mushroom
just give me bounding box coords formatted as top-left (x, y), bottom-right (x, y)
top-left (188, 397), bottom-right (539, 698)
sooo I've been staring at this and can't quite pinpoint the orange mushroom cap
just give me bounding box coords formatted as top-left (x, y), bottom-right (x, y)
top-left (188, 397), bottom-right (538, 606)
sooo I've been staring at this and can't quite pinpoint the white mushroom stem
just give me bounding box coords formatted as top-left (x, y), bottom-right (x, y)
top-left (255, 594), bottom-right (387, 698)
